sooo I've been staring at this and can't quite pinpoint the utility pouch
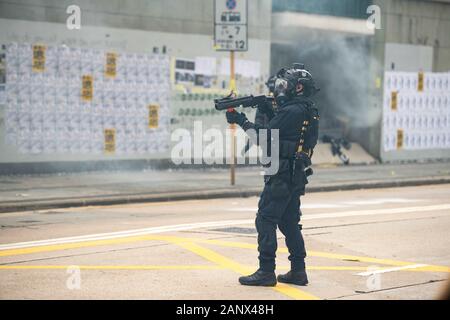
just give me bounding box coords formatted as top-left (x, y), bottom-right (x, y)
top-left (268, 159), bottom-right (291, 199)
top-left (293, 159), bottom-right (309, 187)
top-left (269, 176), bottom-right (290, 199)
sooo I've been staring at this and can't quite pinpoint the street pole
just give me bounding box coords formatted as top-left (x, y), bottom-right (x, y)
top-left (229, 50), bottom-right (236, 186)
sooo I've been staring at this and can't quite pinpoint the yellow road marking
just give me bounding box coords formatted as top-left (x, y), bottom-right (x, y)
top-left (197, 239), bottom-right (446, 269)
top-left (307, 251), bottom-right (414, 267)
top-left (1, 235), bottom-right (448, 274)
top-left (0, 234), bottom-right (190, 257)
top-left (172, 240), bottom-right (320, 300)
top-left (0, 265), bottom-right (222, 270)
top-left (411, 265), bottom-right (450, 273)
top-left (0, 234), bottom-right (160, 257)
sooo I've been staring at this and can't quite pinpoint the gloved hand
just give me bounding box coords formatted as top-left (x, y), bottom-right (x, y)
top-left (226, 110), bottom-right (247, 126)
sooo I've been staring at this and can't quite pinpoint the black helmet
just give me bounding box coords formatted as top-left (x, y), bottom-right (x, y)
top-left (265, 75), bottom-right (277, 94)
top-left (274, 63), bottom-right (319, 103)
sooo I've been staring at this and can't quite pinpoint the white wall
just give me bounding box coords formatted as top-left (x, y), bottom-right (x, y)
top-left (385, 43), bottom-right (433, 72)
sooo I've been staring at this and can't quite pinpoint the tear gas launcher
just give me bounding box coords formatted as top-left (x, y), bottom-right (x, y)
top-left (214, 92), bottom-right (276, 118)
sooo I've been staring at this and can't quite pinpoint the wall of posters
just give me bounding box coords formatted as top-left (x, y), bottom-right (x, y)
top-left (4, 43), bottom-right (170, 155)
top-left (0, 44), bottom-right (5, 104)
top-left (382, 71), bottom-right (450, 151)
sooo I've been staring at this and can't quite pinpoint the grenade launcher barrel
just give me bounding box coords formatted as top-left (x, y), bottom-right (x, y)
top-left (214, 94), bottom-right (274, 111)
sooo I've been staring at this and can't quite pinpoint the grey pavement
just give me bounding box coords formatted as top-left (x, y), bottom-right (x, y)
top-left (0, 161), bottom-right (450, 213)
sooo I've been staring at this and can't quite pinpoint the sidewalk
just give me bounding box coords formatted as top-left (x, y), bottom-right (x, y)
top-left (1, 161), bottom-right (450, 213)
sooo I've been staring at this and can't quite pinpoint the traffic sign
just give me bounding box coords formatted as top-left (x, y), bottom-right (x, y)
top-left (214, 0), bottom-right (248, 51)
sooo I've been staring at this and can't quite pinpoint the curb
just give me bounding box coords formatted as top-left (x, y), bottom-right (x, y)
top-left (1, 177), bottom-right (450, 214)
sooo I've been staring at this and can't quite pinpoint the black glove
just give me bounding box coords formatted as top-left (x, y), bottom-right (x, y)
top-left (257, 102), bottom-right (275, 120)
top-left (226, 111), bottom-right (247, 126)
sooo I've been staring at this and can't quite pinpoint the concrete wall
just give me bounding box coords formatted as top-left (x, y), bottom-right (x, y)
top-left (382, 0), bottom-right (450, 72)
top-left (0, 0), bottom-right (271, 40)
top-left (0, 0), bottom-right (272, 171)
top-left (373, 0), bottom-right (450, 162)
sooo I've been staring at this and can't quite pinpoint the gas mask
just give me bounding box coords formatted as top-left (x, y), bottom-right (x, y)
top-left (273, 78), bottom-right (290, 106)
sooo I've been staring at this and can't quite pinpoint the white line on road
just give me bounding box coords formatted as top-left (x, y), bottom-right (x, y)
top-left (341, 199), bottom-right (424, 206)
top-left (0, 220), bottom-right (254, 250)
top-left (300, 203), bottom-right (450, 220)
top-left (1, 203), bottom-right (449, 251)
top-left (228, 198), bottom-right (425, 211)
top-left (356, 264), bottom-right (429, 276)
top-left (228, 204), bottom-right (348, 211)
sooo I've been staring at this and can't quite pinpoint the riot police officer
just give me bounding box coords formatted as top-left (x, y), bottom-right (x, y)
top-left (226, 63), bottom-right (319, 286)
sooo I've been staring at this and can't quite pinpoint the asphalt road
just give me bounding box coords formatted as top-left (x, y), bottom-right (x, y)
top-left (0, 184), bottom-right (449, 300)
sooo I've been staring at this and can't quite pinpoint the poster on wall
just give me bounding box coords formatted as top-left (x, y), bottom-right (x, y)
top-left (32, 44), bottom-right (46, 72)
top-left (175, 58), bottom-right (195, 84)
top-left (174, 55), bottom-right (262, 93)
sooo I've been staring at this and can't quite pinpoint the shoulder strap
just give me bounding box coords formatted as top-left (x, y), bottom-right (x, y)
top-left (295, 101), bottom-right (319, 162)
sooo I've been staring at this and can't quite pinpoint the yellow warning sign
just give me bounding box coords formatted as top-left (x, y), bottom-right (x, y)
top-left (81, 75), bottom-right (94, 101)
top-left (391, 91), bottom-right (398, 111)
top-left (104, 129), bottom-right (116, 154)
top-left (418, 71), bottom-right (424, 92)
top-left (148, 104), bottom-right (160, 129)
top-left (32, 44), bottom-right (46, 72)
top-left (396, 129), bottom-right (404, 149)
top-left (105, 52), bottom-right (117, 78)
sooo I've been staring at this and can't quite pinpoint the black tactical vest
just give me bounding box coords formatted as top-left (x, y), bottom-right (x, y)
top-left (277, 97), bottom-right (319, 164)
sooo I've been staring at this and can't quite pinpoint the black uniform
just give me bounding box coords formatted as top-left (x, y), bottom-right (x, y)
top-left (241, 96), bottom-right (319, 272)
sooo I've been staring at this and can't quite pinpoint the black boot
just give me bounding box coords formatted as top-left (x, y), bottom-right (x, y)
top-left (277, 270), bottom-right (308, 286)
top-left (239, 270), bottom-right (277, 287)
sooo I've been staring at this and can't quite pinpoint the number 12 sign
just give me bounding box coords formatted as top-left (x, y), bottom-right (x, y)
top-left (214, 0), bottom-right (248, 51)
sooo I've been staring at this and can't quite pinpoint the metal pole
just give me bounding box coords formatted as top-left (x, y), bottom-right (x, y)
top-left (229, 50), bottom-right (236, 186)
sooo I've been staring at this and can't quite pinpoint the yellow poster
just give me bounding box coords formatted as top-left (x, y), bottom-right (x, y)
top-left (32, 44), bottom-right (46, 72)
top-left (375, 76), bottom-right (381, 89)
top-left (396, 129), bottom-right (403, 149)
top-left (105, 52), bottom-right (117, 78)
top-left (391, 91), bottom-right (397, 111)
top-left (81, 75), bottom-right (94, 101)
top-left (148, 104), bottom-right (160, 129)
top-left (418, 71), bottom-right (424, 92)
top-left (104, 129), bottom-right (116, 154)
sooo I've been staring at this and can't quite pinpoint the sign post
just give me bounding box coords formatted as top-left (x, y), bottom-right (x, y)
top-left (229, 50), bottom-right (236, 185)
top-left (214, 0), bottom-right (248, 186)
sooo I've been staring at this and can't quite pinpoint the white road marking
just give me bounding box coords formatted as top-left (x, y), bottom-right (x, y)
top-left (301, 203), bottom-right (450, 220)
top-left (227, 198), bottom-right (425, 211)
top-left (0, 220), bottom-right (253, 250)
top-left (342, 198), bottom-right (424, 206)
top-left (228, 203), bottom-right (349, 211)
top-left (356, 264), bottom-right (429, 276)
top-left (1, 203), bottom-right (449, 251)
